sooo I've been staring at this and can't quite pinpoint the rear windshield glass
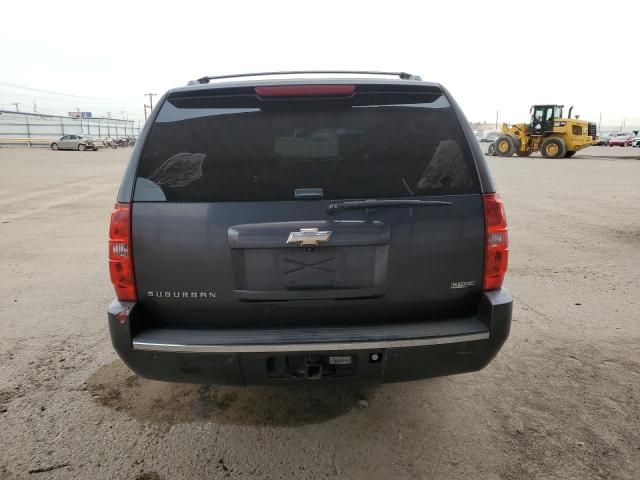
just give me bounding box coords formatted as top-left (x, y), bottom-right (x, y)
top-left (134, 90), bottom-right (479, 202)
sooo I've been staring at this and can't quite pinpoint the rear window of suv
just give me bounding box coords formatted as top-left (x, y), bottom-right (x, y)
top-left (134, 87), bottom-right (480, 202)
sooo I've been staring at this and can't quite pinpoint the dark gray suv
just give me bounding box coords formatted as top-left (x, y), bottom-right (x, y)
top-left (108, 71), bottom-right (512, 384)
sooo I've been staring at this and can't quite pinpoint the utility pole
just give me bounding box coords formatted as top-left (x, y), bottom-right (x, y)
top-left (599, 112), bottom-right (602, 132)
top-left (11, 102), bottom-right (20, 112)
top-left (145, 93), bottom-right (157, 111)
top-left (33, 101), bottom-right (38, 113)
top-left (25, 113), bottom-right (31, 147)
top-left (144, 93), bottom-right (157, 122)
top-left (495, 109), bottom-right (499, 131)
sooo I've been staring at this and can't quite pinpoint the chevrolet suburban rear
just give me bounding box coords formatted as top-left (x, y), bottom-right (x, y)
top-left (107, 71), bottom-right (512, 384)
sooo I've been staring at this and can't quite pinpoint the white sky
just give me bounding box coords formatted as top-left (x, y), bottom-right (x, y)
top-left (1, 0), bottom-right (638, 128)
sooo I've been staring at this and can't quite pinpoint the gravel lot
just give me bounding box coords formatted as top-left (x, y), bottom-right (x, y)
top-left (0, 147), bottom-right (639, 480)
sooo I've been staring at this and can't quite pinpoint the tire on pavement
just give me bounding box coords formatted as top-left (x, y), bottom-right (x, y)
top-left (494, 135), bottom-right (516, 157)
top-left (541, 137), bottom-right (567, 159)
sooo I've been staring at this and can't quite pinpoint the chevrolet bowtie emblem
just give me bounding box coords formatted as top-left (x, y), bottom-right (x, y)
top-left (286, 228), bottom-right (332, 247)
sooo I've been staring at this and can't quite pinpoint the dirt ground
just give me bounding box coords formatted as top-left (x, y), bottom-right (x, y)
top-left (0, 147), bottom-right (639, 480)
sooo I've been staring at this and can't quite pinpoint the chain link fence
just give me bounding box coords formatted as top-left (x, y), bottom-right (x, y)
top-left (0, 110), bottom-right (143, 147)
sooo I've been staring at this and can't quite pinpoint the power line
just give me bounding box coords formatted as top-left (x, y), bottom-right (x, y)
top-left (0, 89), bottom-right (139, 106)
top-left (0, 90), bottom-right (143, 117)
top-left (0, 80), bottom-right (134, 102)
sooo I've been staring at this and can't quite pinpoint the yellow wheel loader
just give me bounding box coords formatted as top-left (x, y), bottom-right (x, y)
top-left (493, 105), bottom-right (597, 158)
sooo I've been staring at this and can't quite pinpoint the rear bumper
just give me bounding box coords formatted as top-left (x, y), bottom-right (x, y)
top-left (108, 289), bottom-right (512, 385)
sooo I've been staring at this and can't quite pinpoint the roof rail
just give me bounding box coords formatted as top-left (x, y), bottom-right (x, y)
top-left (187, 70), bottom-right (422, 85)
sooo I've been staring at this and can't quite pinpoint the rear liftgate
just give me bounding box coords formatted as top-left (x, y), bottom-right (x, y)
top-left (129, 80), bottom-right (489, 383)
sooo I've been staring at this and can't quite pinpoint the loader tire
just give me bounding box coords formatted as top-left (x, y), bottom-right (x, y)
top-left (541, 137), bottom-right (567, 159)
top-left (494, 135), bottom-right (516, 157)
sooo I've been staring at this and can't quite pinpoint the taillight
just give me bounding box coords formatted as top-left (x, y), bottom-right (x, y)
top-left (109, 203), bottom-right (137, 301)
top-left (483, 193), bottom-right (508, 291)
top-left (255, 85), bottom-right (355, 97)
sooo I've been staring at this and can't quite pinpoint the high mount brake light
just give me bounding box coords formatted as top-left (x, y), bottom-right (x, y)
top-left (483, 193), bottom-right (509, 291)
top-left (109, 203), bottom-right (137, 301)
top-left (254, 85), bottom-right (355, 97)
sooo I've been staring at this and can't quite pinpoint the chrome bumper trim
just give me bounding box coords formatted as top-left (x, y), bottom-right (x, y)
top-left (132, 332), bottom-right (489, 353)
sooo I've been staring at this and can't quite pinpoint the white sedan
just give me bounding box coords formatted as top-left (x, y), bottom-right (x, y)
top-left (50, 135), bottom-right (103, 151)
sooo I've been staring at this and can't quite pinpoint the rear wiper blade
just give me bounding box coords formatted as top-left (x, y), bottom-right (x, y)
top-left (327, 199), bottom-right (452, 213)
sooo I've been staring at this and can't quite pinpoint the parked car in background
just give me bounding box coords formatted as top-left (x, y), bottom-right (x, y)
top-left (609, 133), bottom-right (634, 147)
top-left (632, 137), bottom-right (640, 147)
top-left (85, 136), bottom-right (104, 149)
top-left (50, 135), bottom-right (102, 151)
top-left (481, 132), bottom-right (499, 143)
top-left (595, 134), bottom-right (613, 146)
